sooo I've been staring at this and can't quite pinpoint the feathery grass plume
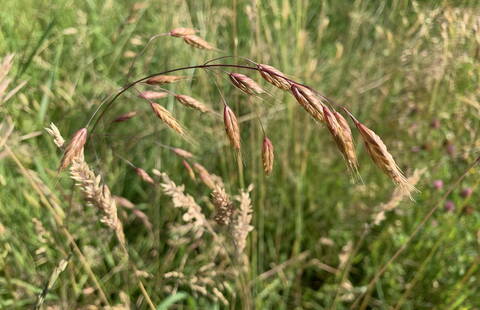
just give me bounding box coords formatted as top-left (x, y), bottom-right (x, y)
top-left (183, 35), bottom-right (216, 50)
top-left (139, 91), bottom-right (168, 100)
top-left (193, 163), bottom-right (216, 190)
top-left (172, 147), bottom-right (194, 158)
top-left (146, 75), bottom-right (188, 85)
top-left (134, 167), bottom-right (154, 184)
top-left (290, 84), bottom-right (325, 122)
top-left (149, 102), bottom-right (185, 135)
top-left (211, 186), bottom-right (234, 225)
top-left (175, 94), bottom-right (212, 113)
top-left (257, 64), bottom-right (291, 90)
top-left (169, 27), bottom-right (197, 37)
top-left (228, 73), bottom-right (264, 95)
top-left (113, 111), bottom-right (137, 122)
top-left (232, 185), bottom-right (254, 254)
top-left (45, 123), bottom-right (65, 148)
top-left (323, 106), bottom-right (358, 172)
top-left (223, 105), bottom-right (241, 150)
top-left (58, 128), bottom-right (87, 171)
top-left (262, 136), bottom-right (274, 175)
top-left (182, 160), bottom-right (196, 180)
top-left (160, 172), bottom-right (208, 237)
top-left (70, 156), bottom-right (126, 247)
top-left (345, 109), bottom-right (416, 198)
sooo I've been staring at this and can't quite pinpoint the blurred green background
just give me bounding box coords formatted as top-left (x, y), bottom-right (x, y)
top-left (1, 0), bottom-right (479, 309)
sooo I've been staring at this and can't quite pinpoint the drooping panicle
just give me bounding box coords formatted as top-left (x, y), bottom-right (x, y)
top-left (175, 95), bottom-right (211, 113)
top-left (262, 136), bottom-right (274, 175)
top-left (257, 64), bottom-right (291, 90)
top-left (59, 128), bottom-right (87, 171)
top-left (290, 84), bottom-right (325, 122)
top-left (228, 73), bottom-right (264, 95)
top-left (223, 105), bottom-right (241, 150)
top-left (149, 102), bottom-right (185, 135)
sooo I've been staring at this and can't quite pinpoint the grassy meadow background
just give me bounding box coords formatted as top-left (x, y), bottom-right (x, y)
top-left (1, 0), bottom-right (480, 308)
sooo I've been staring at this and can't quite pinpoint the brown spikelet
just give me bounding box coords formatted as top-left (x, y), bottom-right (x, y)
top-left (135, 168), bottom-right (155, 184)
top-left (323, 106), bottom-right (358, 172)
top-left (182, 160), bottom-right (196, 180)
top-left (59, 128), bottom-right (87, 171)
top-left (113, 111), bottom-right (137, 123)
top-left (290, 84), bottom-right (325, 122)
top-left (149, 102), bottom-right (185, 135)
top-left (172, 147), bottom-right (194, 159)
top-left (175, 95), bottom-right (211, 113)
top-left (183, 35), bottom-right (216, 50)
top-left (223, 105), bottom-right (241, 150)
top-left (169, 27), bottom-right (198, 37)
top-left (228, 73), bottom-right (264, 95)
top-left (262, 136), bottom-right (274, 175)
top-left (211, 187), bottom-right (234, 226)
top-left (193, 163), bottom-right (216, 190)
top-left (345, 110), bottom-right (416, 197)
top-left (146, 75), bottom-right (188, 85)
top-left (139, 91), bottom-right (168, 100)
top-left (257, 64), bottom-right (291, 90)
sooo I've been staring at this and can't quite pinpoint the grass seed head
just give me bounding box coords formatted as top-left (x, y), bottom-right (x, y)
top-left (193, 163), bottom-right (216, 190)
top-left (175, 95), bottom-right (211, 113)
top-left (113, 111), bottom-right (137, 122)
top-left (290, 84), bottom-right (325, 122)
top-left (257, 64), bottom-right (291, 90)
top-left (228, 73), bottom-right (264, 95)
top-left (139, 91), bottom-right (168, 100)
top-left (262, 136), bottom-right (274, 175)
top-left (146, 75), bottom-right (188, 85)
top-left (59, 128), bottom-right (87, 171)
top-left (135, 168), bottom-right (155, 184)
top-left (45, 123), bottom-right (65, 148)
top-left (223, 105), bottom-right (241, 150)
top-left (149, 102), bottom-right (185, 135)
top-left (172, 147), bottom-right (194, 158)
top-left (182, 160), bottom-right (196, 180)
top-left (211, 187), bottom-right (234, 226)
top-left (183, 35), bottom-right (216, 50)
top-left (170, 27), bottom-right (198, 37)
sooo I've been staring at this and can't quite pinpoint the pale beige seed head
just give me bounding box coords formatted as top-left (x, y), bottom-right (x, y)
top-left (113, 111), bottom-right (137, 123)
top-left (223, 105), bottom-right (241, 150)
top-left (290, 84), bottom-right (325, 122)
top-left (175, 95), bottom-right (211, 113)
top-left (182, 160), bottom-right (196, 181)
top-left (146, 75), bottom-right (188, 85)
top-left (59, 128), bottom-right (87, 171)
top-left (193, 163), bottom-right (216, 190)
top-left (262, 136), bottom-right (274, 175)
top-left (169, 27), bottom-right (197, 37)
top-left (149, 102), bottom-right (185, 135)
top-left (172, 147), bottom-right (194, 158)
top-left (347, 112), bottom-right (416, 197)
top-left (257, 64), bottom-right (291, 90)
top-left (135, 168), bottom-right (155, 184)
top-left (211, 186), bottom-right (234, 226)
top-left (323, 106), bottom-right (358, 172)
top-left (45, 123), bottom-right (65, 148)
top-left (139, 91), bottom-right (168, 100)
top-left (183, 35), bottom-right (216, 50)
top-left (228, 73), bottom-right (264, 95)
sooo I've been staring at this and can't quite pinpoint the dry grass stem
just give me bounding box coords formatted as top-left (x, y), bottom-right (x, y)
top-left (70, 156), bottom-right (126, 247)
top-left (113, 111), bottom-right (137, 122)
top-left (257, 64), bottom-right (291, 90)
top-left (229, 73), bottom-right (264, 95)
top-left (290, 84), bottom-right (325, 122)
top-left (175, 94), bottom-right (212, 113)
top-left (183, 35), bottom-right (216, 50)
top-left (59, 128), bottom-right (87, 171)
top-left (149, 102), bottom-right (185, 135)
top-left (45, 123), bottom-right (65, 148)
top-left (223, 105), bottom-right (241, 150)
top-left (262, 136), bottom-right (274, 175)
top-left (146, 75), bottom-right (188, 85)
